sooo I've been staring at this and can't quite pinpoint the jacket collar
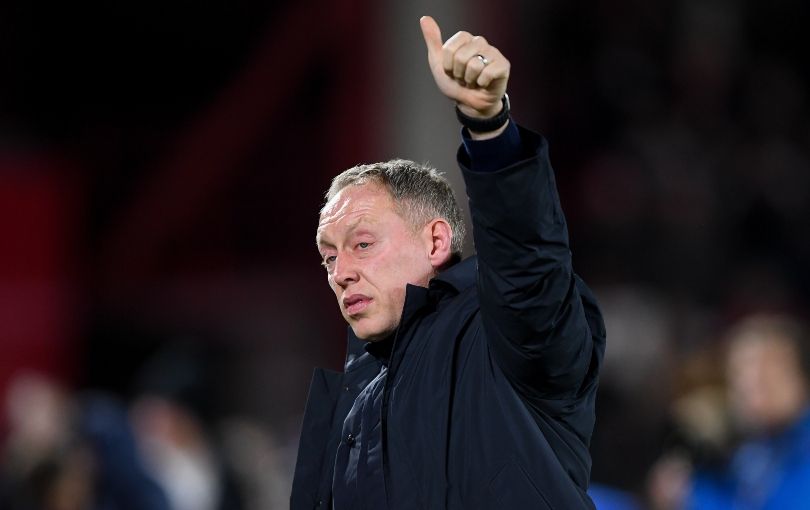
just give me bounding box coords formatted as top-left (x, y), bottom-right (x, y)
top-left (344, 329), bottom-right (375, 373)
top-left (429, 255), bottom-right (477, 297)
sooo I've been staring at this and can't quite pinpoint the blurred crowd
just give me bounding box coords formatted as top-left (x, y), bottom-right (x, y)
top-left (0, 345), bottom-right (294, 510)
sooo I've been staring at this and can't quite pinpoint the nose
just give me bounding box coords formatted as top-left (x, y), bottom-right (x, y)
top-left (333, 253), bottom-right (359, 288)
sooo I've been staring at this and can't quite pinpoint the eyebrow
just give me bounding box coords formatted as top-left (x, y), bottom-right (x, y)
top-left (316, 217), bottom-right (373, 249)
top-left (315, 231), bottom-right (333, 249)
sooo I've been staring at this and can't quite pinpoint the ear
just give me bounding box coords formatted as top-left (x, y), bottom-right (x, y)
top-left (422, 218), bottom-right (454, 270)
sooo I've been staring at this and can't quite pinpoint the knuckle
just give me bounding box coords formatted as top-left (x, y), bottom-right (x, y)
top-left (446, 31), bottom-right (471, 47)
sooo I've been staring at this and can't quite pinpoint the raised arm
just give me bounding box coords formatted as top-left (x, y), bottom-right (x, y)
top-left (420, 17), bottom-right (603, 401)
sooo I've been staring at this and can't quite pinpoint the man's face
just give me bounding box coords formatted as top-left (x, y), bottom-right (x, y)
top-left (727, 334), bottom-right (808, 431)
top-left (317, 183), bottom-right (435, 341)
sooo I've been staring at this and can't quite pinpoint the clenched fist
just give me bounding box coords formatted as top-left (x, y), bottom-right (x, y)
top-left (420, 16), bottom-right (510, 123)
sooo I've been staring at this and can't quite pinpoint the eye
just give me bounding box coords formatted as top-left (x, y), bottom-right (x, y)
top-left (357, 242), bottom-right (370, 249)
top-left (321, 254), bottom-right (336, 268)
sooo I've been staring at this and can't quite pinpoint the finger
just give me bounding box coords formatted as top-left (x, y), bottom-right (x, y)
top-left (471, 46), bottom-right (508, 87)
top-left (452, 35), bottom-right (490, 81)
top-left (463, 55), bottom-right (487, 86)
top-left (476, 58), bottom-right (510, 89)
top-left (419, 16), bottom-right (443, 65)
top-left (441, 31), bottom-right (473, 76)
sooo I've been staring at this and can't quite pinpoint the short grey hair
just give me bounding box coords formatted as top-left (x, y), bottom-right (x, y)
top-left (324, 159), bottom-right (466, 260)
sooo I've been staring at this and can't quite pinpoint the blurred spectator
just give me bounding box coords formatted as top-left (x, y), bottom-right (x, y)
top-left (130, 342), bottom-right (244, 510)
top-left (218, 417), bottom-right (293, 510)
top-left (0, 372), bottom-right (170, 510)
top-left (649, 314), bottom-right (810, 509)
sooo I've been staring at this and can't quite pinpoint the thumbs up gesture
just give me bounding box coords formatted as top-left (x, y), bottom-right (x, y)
top-left (420, 16), bottom-right (510, 120)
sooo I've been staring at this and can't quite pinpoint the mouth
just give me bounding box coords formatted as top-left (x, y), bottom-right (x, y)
top-left (343, 294), bottom-right (372, 316)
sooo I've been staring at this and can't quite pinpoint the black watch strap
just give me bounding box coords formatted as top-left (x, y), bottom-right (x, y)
top-left (455, 94), bottom-right (510, 133)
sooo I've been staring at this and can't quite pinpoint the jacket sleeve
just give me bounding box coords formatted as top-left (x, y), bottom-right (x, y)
top-left (458, 125), bottom-right (604, 402)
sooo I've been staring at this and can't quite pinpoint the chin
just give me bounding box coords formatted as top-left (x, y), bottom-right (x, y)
top-left (352, 329), bottom-right (388, 342)
top-left (350, 319), bottom-right (395, 342)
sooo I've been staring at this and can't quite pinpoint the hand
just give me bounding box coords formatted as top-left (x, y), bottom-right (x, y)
top-left (420, 16), bottom-right (510, 119)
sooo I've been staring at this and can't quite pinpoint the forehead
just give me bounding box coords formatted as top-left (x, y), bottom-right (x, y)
top-left (729, 334), bottom-right (796, 368)
top-left (316, 183), bottom-right (397, 243)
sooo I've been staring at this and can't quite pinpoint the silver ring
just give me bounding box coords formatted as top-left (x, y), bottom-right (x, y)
top-left (475, 54), bottom-right (490, 66)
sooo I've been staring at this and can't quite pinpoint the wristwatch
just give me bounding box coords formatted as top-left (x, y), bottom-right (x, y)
top-left (455, 94), bottom-right (510, 133)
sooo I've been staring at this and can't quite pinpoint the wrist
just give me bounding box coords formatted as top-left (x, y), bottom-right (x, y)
top-left (466, 120), bottom-right (509, 141)
top-left (455, 94), bottom-right (510, 136)
top-left (457, 102), bottom-right (501, 119)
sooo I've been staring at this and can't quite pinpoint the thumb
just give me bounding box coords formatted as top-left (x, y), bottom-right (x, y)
top-left (420, 16), bottom-right (443, 63)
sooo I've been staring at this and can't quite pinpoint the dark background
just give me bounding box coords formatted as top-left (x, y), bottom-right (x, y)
top-left (2, 0), bottom-right (808, 504)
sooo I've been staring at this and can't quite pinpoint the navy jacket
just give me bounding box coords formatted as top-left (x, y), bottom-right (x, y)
top-left (291, 126), bottom-right (606, 509)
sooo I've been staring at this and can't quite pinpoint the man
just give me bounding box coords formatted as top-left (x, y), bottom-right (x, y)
top-left (291, 16), bottom-right (605, 510)
top-left (684, 314), bottom-right (810, 509)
